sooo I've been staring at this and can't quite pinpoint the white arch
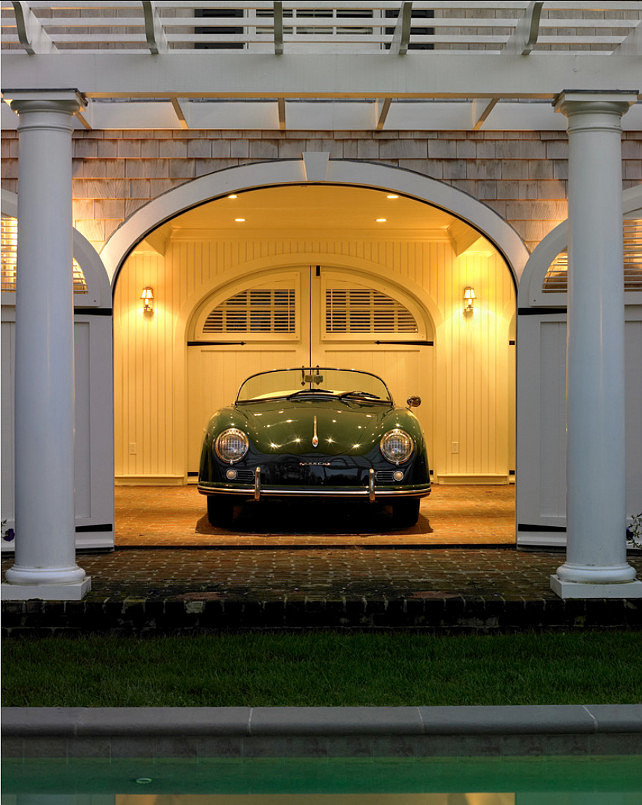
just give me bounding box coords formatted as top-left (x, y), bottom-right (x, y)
top-left (1, 189), bottom-right (111, 308)
top-left (519, 184), bottom-right (642, 309)
top-left (101, 159), bottom-right (529, 286)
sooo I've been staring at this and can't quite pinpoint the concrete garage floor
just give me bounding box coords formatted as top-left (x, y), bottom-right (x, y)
top-left (114, 483), bottom-right (516, 547)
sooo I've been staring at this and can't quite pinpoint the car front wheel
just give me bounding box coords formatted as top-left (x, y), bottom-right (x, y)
top-left (207, 495), bottom-right (235, 528)
top-left (391, 498), bottom-right (420, 528)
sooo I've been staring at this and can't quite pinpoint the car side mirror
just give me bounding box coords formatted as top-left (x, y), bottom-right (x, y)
top-left (407, 396), bottom-right (421, 409)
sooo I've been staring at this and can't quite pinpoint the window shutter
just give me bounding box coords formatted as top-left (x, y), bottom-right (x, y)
top-left (325, 287), bottom-right (418, 334)
top-left (543, 219), bottom-right (642, 294)
top-left (202, 287), bottom-right (296, 334)
top-left (1, 215), bottom-right (88, 294)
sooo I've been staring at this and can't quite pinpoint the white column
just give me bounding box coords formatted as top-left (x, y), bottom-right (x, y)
top-left (2, 92), bottom-right (91, 600)
top-left (551, 91), bottom-right (642, 598)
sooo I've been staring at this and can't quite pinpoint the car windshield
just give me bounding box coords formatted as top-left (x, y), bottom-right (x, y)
top-left (236, 368), bottom-right (393, 404)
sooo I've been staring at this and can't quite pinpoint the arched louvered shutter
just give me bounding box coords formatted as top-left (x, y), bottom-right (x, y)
top-left (543, 218), bottom-right (642, 294)
top-left (201, 285), bottom-right (296, 335)
top-left (325, 286), bottom-right (418, 335)
top-left (1, 215), bottom-right (88, 294)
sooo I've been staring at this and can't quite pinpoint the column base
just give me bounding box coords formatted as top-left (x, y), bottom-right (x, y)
top-left (1, 577), bottom-right (91, 601)
top-left (550, 575), bottom-right (642, 599)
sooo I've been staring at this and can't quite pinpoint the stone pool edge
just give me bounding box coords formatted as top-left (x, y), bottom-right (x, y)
top-left (3, 705), bottom-right (642, 758)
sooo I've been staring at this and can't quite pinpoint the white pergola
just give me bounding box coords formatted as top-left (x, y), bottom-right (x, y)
top-left (1, 1), bottom-right (642, 600)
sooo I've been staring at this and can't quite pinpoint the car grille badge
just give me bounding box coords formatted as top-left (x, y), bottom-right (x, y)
top-left (312, 415), bottom-right (319, 448)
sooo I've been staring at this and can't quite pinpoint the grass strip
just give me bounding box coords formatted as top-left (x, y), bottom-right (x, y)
top-left (3, 631), bottom-right (642, 707)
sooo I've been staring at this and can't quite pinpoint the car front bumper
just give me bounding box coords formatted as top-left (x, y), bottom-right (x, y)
top-left (198, 467), bottom-right (430, 503)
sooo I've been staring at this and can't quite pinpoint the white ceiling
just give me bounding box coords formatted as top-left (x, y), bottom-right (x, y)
top-left (159, 184), bottom-right (458, 234)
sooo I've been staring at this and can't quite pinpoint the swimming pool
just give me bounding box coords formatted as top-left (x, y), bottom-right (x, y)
top-left (4, 756), bottom-right (642, 798)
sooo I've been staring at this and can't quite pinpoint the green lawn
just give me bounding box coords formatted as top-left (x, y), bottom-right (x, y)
top-left (3, 631), bottom-right (641, 707)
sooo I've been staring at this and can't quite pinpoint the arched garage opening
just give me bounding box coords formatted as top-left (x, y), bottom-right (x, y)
top-left (110, 170), bottom-right (521, 525)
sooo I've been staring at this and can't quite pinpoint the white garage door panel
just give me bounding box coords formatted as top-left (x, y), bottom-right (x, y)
top-left (187, 265), bottom-right (435, 475)
top-left (517, 310), bottom-right (642, 545)
top-left (319, 345), bottom-right (433, 447)
top-left (74, 321), bottom-right (92, 519)
top-left (1, 311), bottom-right (114, 550)
top-left (1, 318), bottom-right (15, 528)
top-left (187, 345), bottom-right (305, 471)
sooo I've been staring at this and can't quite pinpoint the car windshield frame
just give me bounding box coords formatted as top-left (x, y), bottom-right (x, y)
top-left (235, 367), bottom-right (394, 404)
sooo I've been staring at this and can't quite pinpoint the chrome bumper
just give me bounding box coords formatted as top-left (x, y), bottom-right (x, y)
top-left (198, 466), bottom-right (431, 502)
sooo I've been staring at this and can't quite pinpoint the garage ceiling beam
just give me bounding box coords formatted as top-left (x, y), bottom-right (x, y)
top-left (142, 0), bottom-right (168, 55)
top-left (11, 0), bottom-right (57, 55)
top-left (4, 53), bottom-right (640, 100)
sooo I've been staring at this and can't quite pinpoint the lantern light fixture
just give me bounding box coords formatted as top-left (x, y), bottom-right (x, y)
top-left (464, 286), bottom-right (476, 312)
top-left (141, 286), bottom-right (154, 313)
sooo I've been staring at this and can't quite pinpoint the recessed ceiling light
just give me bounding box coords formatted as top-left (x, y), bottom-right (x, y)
top-left (234, 218), bottom-right (246, 222)
top-left (228, 194), bottom-right (238, 199)
top-left (386, 194), bottom-right (399, 199)
top-left (375, 218), bottom-right (387, 223)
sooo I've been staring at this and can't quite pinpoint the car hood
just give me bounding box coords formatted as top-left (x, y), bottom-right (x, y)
top-left (233, 397), bottom-right (404, 457)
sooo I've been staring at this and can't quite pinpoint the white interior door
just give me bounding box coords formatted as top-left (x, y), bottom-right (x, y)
top-left (187, 269), bottom-right (309, 472)
top-left (311, 267), bottom-right (434, 448)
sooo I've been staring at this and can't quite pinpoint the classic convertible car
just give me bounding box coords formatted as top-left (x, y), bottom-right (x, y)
top-left (198, 367), bottom-right (431, 528)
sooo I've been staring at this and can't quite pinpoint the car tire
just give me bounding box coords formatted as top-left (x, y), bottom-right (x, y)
top-left (207, 495), bottom-right (235, 527)
top-left (391, 498), bottom-right (420, 528)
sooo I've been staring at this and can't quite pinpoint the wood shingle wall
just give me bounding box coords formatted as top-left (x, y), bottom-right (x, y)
top-left (2, 129), bottom-right (640, 256)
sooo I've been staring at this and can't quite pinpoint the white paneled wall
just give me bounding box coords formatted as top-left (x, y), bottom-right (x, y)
top-left (516, 309), bottom-right (642, 545)
top-left (113, 233), bottom-right (516, 483)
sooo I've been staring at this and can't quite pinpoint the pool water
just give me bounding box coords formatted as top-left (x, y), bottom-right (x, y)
top-left (3, 756), bottom-right (642, 800)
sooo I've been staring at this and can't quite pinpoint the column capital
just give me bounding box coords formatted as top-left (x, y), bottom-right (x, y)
top-left (554, 90), bottom-right (638, 119)
top-left (5, 89), bottom-right (84, 117)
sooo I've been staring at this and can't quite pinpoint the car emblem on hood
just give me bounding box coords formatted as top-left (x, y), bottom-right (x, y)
top-left (300, 461), bottom-right (331, 467)
top-left (312, 415), bottom-right (319, 448)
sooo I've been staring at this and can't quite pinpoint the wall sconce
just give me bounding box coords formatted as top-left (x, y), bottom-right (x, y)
top-left (463, 286), bottom-right (475, 313)
top-left (141, 286), bottom-right (154, 313)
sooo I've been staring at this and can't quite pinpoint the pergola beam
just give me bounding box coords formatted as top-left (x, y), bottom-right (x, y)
top-left (471, 98), bottom-right (498, 131)
top-left (375, 98), bottom-right (391, 130)
top-left (142, 0), bottom-right (168, 55)
top-left (4, 53), bottom-right (639, 100)
top-left (389, 2), bottom-right (413, 56)
top-left (473, 0), bottom-right (542, 131)
top-left (11, 0), bottom-right (56, 54)
top-left (274, 1), bottom-right (283, 55)
top-left (171, 98), bottom-right (189, 129)
top-left (504, 0), bottom-right (543, 56)
top-left (616, 20), bottom-right (642, 55)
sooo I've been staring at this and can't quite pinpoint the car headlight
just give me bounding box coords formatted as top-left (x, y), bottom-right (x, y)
top-left (215, 428), bottom-right (249, 464)
top-left (380, 429), bottom-right (414, 464)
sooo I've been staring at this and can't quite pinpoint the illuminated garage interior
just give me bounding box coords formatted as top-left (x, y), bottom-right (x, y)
top-left (113, 184), bottom-right (516, 490)
top-left (2, 1), bottom-right (641, 600)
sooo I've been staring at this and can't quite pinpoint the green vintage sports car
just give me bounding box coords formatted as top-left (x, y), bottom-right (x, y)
top-left (198, 367), bottom-right (431, 528)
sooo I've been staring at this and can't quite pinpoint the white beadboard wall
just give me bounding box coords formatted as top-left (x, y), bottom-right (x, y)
top-left (113, 234), bottom-right (516, 482)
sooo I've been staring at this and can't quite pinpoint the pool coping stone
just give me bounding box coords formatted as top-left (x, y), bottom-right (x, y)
top-left (4, 704), bottom-right (642, 738)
